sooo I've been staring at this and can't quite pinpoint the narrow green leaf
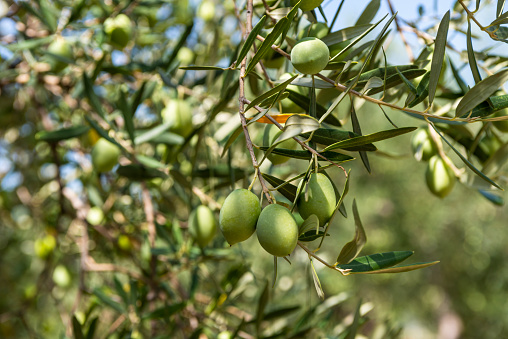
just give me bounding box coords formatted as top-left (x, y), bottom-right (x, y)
top-left (134, 123), bottom-right (183, 145)
top-left (286, 89), bottom-right (342, 126)
top-left (85, 317), bottom-right (98, 339)
top-left (467, 21), bottom-right (482, 84)
top-left (336, 200), bottom-right (367, 264)
top-left (408, 71), bottom-right (430, 107)
top-left (355, 0), bottom-right (381, 25)
top-left (395, 66), bottom-right (417, 94)
top-left (478, 189), bottom-right (504, 206)
top-left (275, 114), bottom-right (320, 144)
top-left (428, 11), bottom-right (450, 104)
top-left (449, 58), bottom-right (468, 94)
top-left (236, 15), bottom-right (267, 66)
top-left (84, 116), bottom-right (124, 151)
top-left (350, 105), bottom-right (370, 173)
top-left (310, 259), bottom-right (324, 300)
top-left (118, 91), bottom-right (135, 145)
top-left (259, 147), bottom-right (355, 162)
top-left (298, 214), bottom-right (320, 235)
top-left (7, 36), bottom-right (53, 51)
top-left (221, 125), bottom-right (243, 158)
top-left (83, 73), bottom-right (106, 118)
top-left (165, 23), bottom-right (194, 69)
top-left (329, 20), bottom-right (383, 62)
top-left (246, 18), bottom-right (288, 76)
top-left (299, 230), bottom-right (329, 242)
top-left (117, 164), bottom-right (168, 181)
top-left (301, 128), bottom-right (377, 151)
top-left (321, 24), bottom-right (375, 46)
top-left (180, 65), bottom-right (233, 71)
top-left (246, 74), bottom-right (297, 111)
top-left (336, 251), bottom-right (414, 272)
top-left (36, 126), bottom-right (89, 143)
top-left (429, 123), bottom-right (502, 189)
top-left (348, 261), bottom-right (440, 274)
top-left (345, 300), bottom-right (363, 339)
top-left (323, 127), bottom-right (416, 151)
top-left (92, 288), bottom-right (125, 313)
top-left (455, 69), bottom-right (508, 117)
top-left (497, 0), bottom-right (505, 18)
top-left (289, 77), bottom-right (334, 89)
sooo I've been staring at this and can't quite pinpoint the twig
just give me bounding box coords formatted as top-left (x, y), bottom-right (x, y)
top-left (297, 241), bottom-right (351, 275)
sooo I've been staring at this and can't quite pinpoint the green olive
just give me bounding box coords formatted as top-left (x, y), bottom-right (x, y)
top-left (104, 14), bottom-right (133, 49)
top-left (426, 155), bottom-right (456, 198)
top-left (263, 124), bottom-right (299, 165)
top-left (291, 37), bottom-right (329, 74)
top-left (411, 128), bottom-right (438, 161)
top-left (91, 138), bottom-right (121, 173)
top-left (47, 37), bottom-right (73, 72)
top-left (291, 0), bottom-right (325, 11)
top-left (34, 234), bottom-right (56, 259)
top-left (219, 189), bottom-right (261, 245)
top-left (52, 265), bottom-right (71, 288)
top-left (198, 0), bottom-right (215, 21)
top-left (297, 172), bottom-right (336, 226)
top-left (256, 204), bottom-right (298, 257)
top-left (189, 205), bottom-right (217, 248)
top-left (162, 99), bottom-right (193, 137)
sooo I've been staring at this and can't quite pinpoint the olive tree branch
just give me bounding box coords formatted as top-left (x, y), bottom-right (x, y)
top-left (238, 0), bottom-right (273, 203)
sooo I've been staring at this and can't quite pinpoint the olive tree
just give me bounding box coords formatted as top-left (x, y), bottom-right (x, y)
top-left (1, 0), bottom-right (508, 337)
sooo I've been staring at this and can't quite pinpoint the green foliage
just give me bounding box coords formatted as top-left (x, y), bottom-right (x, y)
top-left (2, 0), bottom-right (508, 338)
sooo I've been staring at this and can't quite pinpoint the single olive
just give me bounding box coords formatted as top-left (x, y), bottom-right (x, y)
top-left (104, 14), bottom-right (133, 49)
top-left (426, 155), bottom-right (456, 198)
top-left (91, 138), bottom-right (121, 173)
top-left (162, 99), bottom-right (193, 137)
top-left (47, 37), bottom-right (73, 72)
top-left (297, 172), bottom-right (336, 226)
top-left (219, 189), bottom-right (261, 245)
top-left (189, 205), bottom-right (217, 248)
top-left (256, 204), bottom-right (298, 257)
top-left (291, 37), bottom-right (329, 74)
top-left (411, 128), bottom-right (438, 161)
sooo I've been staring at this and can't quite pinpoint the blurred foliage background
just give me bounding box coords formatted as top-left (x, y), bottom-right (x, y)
top-left (1, 0), bottom-right (508, 338)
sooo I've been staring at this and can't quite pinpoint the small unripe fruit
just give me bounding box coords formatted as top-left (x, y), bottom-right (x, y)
top-left (291, 37), bottom-right (329, 74)
top-left (104, 14), bottom-right (133, 49)
top-left (86, 206), bottom-right (105, 225)
top-left (47, 37), bottom-right (73, 72)
top-left (34, 235), bottom-right (56, 259)
top-left (162, 99), bottom-right (193, 137)
top-left (219, 189), bottom-right (261, 245)
top-left (297, 173), bottom-right (336, 226)
top-left (411, 128), bottom-right (438, 161)
top-left (291, 0), bottom-right (325, 11)
top-left (198, 0), bottom-right (215, 21)
top-left (256, 204), bottom-right (298, 257)
top-left (91, 138), bottom-right (121, 173)
top-left (426, 155), bottom-right (456, 198)
top-left (263, 124), bottom-right (298, 165)
top-left (52, 265), bottom-right (71, 288)
top-left (188, 205), bottom-right (217, 248)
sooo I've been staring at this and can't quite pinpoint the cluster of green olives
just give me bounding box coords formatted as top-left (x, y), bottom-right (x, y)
top-left (411, 128), bottom-right (456, 198)
top-left (215, 172), bottom-right (336, 257)
top-left (104, 14), bottom-right (133, 49)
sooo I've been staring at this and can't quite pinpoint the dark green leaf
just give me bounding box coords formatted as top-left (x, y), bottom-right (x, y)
top-left (135, 123), bottom-right (184, 145)
top-left (336, 251), bottom-right (413, 272)
top-left (83, 73), bottom-right (106, 119)
top-left (72, 316), bottom-right (85, 339)
top-left (286, 89), bottom-right (342, 126)
top-left (299, 230), bottom-right (329, 242)
top-left (92, 288), bottom-right (125, 313)
top-left (143, 302), bottom-right (187, 319)
top-left (262, 173), bottom-right (298, 202)
top-left (259, 147), bottom-right (355, 162)
top-left (355, 0), bottom-right (381, 25)
top-left (36, 126), bottom-right (89, 143)
top-left (236, 16), bottom-right (267, 66)
top-left (246, 74), bottom-right (298, 111)
top-left (301, 128), bottom-right (377, 151)
top-left (221, 125), bottom-right (243, 158)
top-left (323, 127), bottom-right (416, 151)
top-left (428, 11), bottom-right (450, 104)
top-left (118, 91), bottom-right (135, 145)
top-left (179, 65), bottom-right (233, 71)
top-left (117, 164), bottom-right (168, 180)
top-left (467, 21), bottom-right (482, 84)
top-left (322, 24), bottom-right (375, 46)
top-left (349, 261), bottom-right (439, 274)
top-left (478, 189), bottom-right (504, 206)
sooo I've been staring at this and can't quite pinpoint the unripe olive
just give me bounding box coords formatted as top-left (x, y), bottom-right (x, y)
top-left (492, 109), bottom-right (508, 133)
top-left (291, 37), bottom-right (329, 74)
top-left (34, 234), bottom-right (56, 259)
top-left (162, 99), bottom-right (193, 137)
top-left (291, 0), bottom-right (325, 11)
top-left (47, 37), bottom-right (73, 72)
top-left (263, 124), bottom-right (299, 165)
top-left (411, 128), bottom-right (438, 161)
top-left (91, 138), bottom-right (121, 173)
top-left (280, 73), bottom-right (306, 113)
top-left (104, 14), bottom-right (133, 49)
top-left (256, 204), bottom-right (298, 257)
top-left (298, 22), bottom-right (328, 40)
top-left (426, 155), bottom-right (456, 198)
top-left (188, 205), bottom-right (217, 248)
top-left (297, 172), bottom-right (336, 226)
top-left (52, 265), bottom-right (71, 288)
top-left (219, 189), bottom-right (261, 245)
top-left (198, 0), bottom-right (215, 21)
